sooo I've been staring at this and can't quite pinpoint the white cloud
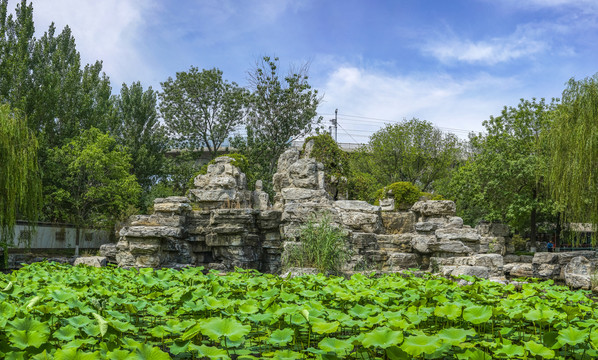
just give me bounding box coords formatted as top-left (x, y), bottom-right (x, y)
top-left (9, 0), bottom-right (156, 89)
top-left (317, 66), bottom-right (522, 142)
top-left (422, 25), bottom-right (547, 65)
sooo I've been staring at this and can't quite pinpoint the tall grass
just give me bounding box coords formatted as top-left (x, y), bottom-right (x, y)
top-left (284, 213), bottom-right (350, 274)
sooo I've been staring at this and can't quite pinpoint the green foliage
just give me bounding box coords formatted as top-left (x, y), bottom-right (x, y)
top-left (0, 105), bottom-right (41, 267)
top-left (441, 98), bottom-right (557, 241)
top-left (511, 234), bottom-right (528, 252)
top-left (43, 128), bottom-right (141, 228)
top-left (160, 67), bottom-right (246, 159)
top-left (112, 82), bottom-right (167, 193)
top-left (547, 74), bottom-right (598, 241)
top-left (232, 56), bottom-right (322, 193)
top-left (374, 182), bottom-right (422, 210)
top-left (347, 171), bottom-right (380, 204)
top-left (354, 118), bottom-right (462, 192)
top-left (284, 213), bottom-right (349, 274)
top-left (1, 262), bottom-right (598, 359)
top-left (303, 133), bottom-right (348, 199)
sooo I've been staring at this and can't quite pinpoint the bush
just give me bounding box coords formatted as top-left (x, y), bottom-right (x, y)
top-left (374, 181), bottom-right (422, 210)
top-left (284, 213), bottom-right (350, 274)
top-left (348, 171), bottom-right (380, 204)
top-left (303, 133), bottom-right (348, 199)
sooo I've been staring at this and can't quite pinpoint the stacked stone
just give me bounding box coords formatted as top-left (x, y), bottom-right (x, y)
top-left (189, 157), bottom-right (252, 210)
top-left (101, 197), bottom-right (191, 268)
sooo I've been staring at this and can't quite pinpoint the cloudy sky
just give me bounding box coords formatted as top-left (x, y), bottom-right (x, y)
top-left (9, 0), bottom-right (598, 143)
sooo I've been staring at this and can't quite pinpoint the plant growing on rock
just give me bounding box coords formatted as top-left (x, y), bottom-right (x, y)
top-left (374, 181), bottom-right (422, 210)
top-left (284, 213), bottom-right (349, 274)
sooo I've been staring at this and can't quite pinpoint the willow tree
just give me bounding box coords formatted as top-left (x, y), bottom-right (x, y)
top-left (0, 104), bottom-right (41, 267)
top-left (547, 74), bottom-right (598, 241)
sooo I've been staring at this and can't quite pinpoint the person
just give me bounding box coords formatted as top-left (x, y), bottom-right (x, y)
top-left (547, 241), bottom-right (554, 252)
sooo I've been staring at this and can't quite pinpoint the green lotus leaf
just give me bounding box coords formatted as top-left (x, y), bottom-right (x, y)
top-left (147, 304), bottom-right (168, 317)
top-left (200, 317), bottom-right (251, 342)
top-left (311, 319), bottom-right (340, 334)
top-left (109, 319), bottom-right (138, 333)
top-left (127, 344), bottom-right (171, 360)
top-left (8, 317), bottom-right (50, 349)
top-left (248, 313), bottom-right (275, 324)
top-left (495, 344), bottom-right (525, 357)
top-left (50, 289), bottom-right (76, 303)
top-left (348, 304), bottom-right (371, 319)
top-left (268, 328), bottom-right (294, 346)
top-left (385, 345), bottom-right (411, 360)
top-left (401, 334), bottom-right (441, 356)
top-left (165, 319), bottom-right (195, 333)
top-left (0, 302), bottom-right (16, 325)
top-left (3, 281), bottom-right (13, 292)
top-left (54, 348), bottom-right (100, 360)
top-left (239, 303), bottom-right (259, 314)
top-left (150, 325), bottom-right (170, 338)
top-left (62, 338), bottom-right (97, 350)
top-left (434, 303), bottom-right (462, 321)
top-left (362, 327), bottom-right (403, 349)
top-left (31, 350), bottom-right (53, 360)
top-left (318, 337), bottom-right (354, 353)
top-left (463, 305), bottom-right (492, 325)
top-left (271, 349), bottom-right (302, 360)
top-left (54, 325), bottom-right (80, 341)
top-left (188, 344), bottom-right (228, 359)
top-left (181, 322), bottom-right (203, 341)
top-left (456, 348), bottom-right (490, 360)
top-left (558, 326), bottom-right (588, 346)
top-left (105, 349), bottom-right (130, 360)
top-left (524, 341), bottom-right (555, 358)
top-left (437, 327), bottom-right (476, 346)
top-left (169, 340), bottom-right (190, 355)
top-left (66, 315), bottom-right (92, 328)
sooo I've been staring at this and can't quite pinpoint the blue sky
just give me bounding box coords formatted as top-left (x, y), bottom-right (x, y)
top-left (11, 0), bottom-right (598, 143)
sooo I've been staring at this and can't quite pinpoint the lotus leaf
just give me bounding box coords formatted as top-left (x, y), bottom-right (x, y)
top-left (362, 327), bottom-right (403, 349)
top-left (463, 305), bottom-right (492, 324)
top-left (53, 348), bottom-right (100, 360)
top-left (200, 317), bottom-right (251, 342)
top-left (400, 334), bottom-right (441, 356)
top-left (524, 340), bottom-right (555, 358)
top-left (268, 328), bottom-right (294, 346)
top-left (318, 337), bottom-right (353, 353)
top-left (558, 326), bottom-right (588, 346)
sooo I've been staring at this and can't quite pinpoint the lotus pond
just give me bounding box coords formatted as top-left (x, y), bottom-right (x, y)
top-left (1, 262), bottom-right (598, 359)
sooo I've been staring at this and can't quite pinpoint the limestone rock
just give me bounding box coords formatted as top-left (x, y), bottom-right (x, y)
top-left (411, 200), bottom-right (456, 217)
top-left (73, 256), bottom-right (107, 268)
top-left (153, 197), bottom-right (191, 214)
top-left (376, 234), bottom-right (413, 252)
top-left (435, 228), bottom-right (481, 242)
top-left (99, 243), bottom-right (118, 262)
top-left (411, 235), bottom-right (473, 256)
top-left (504, 263), bottom-right (533, 278)
top-left (532, 252), bottom-right (558, 265)
top-left (387, 253), bottom-right (420, 269)
top-left (379, 198), bottom-right (395, 211)
top-left (564, 256), bottom-right (593, 289)
top-left (381, 212), bottom-right (415, 234)
top-left (280, 267), bottom-right (320, 278)
top-left (451, 265), bottom-right (491, 279)
top-left (120, 226), bottom-right (183, 239)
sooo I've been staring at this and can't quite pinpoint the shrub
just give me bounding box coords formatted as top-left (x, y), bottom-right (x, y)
top-left (284, 213), bottom-right (350, 274)
top-left (374, 181), bottom-right (422, 210)
top-left (511, 234), bottom-right (528, 252)
top-left (303, 133), bottom-right (348, 199)
top-left (348, 171), bottom-right (380, 204)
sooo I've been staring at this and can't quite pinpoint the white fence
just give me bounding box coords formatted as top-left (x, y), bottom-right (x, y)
top-left (9, 221), bottom-right (111, 250)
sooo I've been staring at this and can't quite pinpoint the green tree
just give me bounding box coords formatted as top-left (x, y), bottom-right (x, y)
top-left (113, 81), bottom-right (166, 192)
top-left (355, 118), bottom-right (462, 192)
top-left (160, 67), bottom-right (246, 159)
top-left (547, 74), bottom-right (598, 237)
top-left (443, 98), bottom-right (556, 245)
top-left (0, 105), bottom-right (41, 267)
top-left (232, 56), bottom-right (322, 191)
top-left (43, 128), bottom-right (141, 231)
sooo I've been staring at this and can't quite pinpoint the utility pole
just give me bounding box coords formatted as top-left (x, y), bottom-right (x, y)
top-left (330, 108), bottom-right (338, 142)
